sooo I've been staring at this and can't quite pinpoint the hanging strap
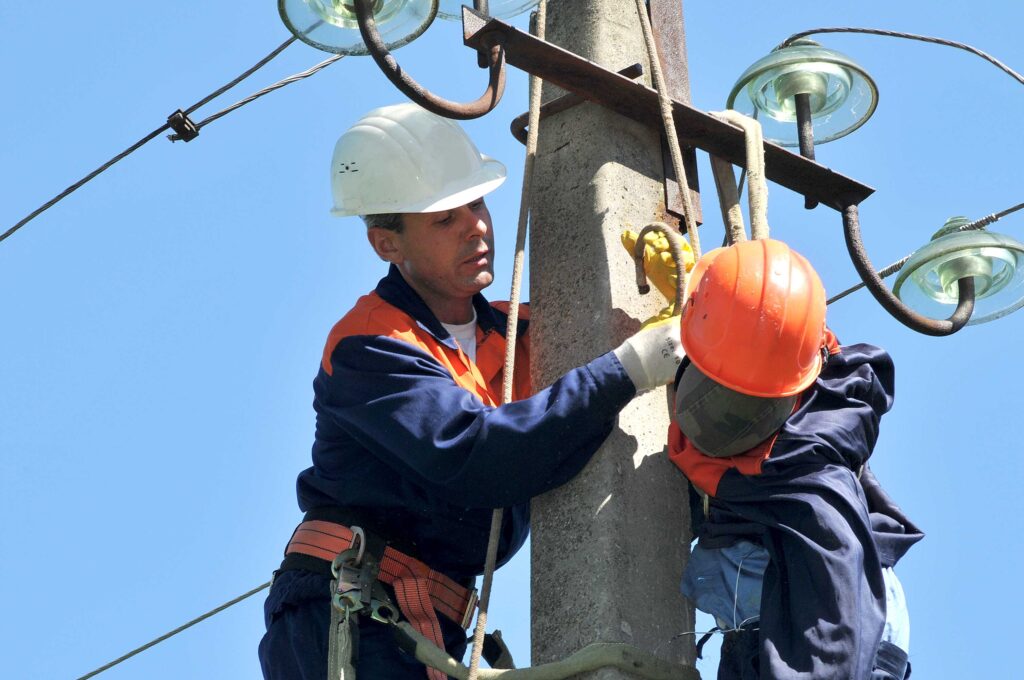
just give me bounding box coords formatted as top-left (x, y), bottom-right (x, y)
top-left (709, 157), bottom-right (747, 245)
top-left (465, 4), bottom-right (547, 680)
top-left (327, 599), bottom-right (357, 680)
top-left (632, 0), bottom-right (702, 260)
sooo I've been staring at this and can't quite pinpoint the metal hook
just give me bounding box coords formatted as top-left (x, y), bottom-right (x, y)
top-left (841, 204), bottom-right (976, 335)
top-left (354, 0), bottom-right (506, 120)
top-left (632, 222), bottom-right (690, 316)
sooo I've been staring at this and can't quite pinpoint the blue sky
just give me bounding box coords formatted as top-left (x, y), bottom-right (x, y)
top-left (1, 2), bottom-right (1021, 678)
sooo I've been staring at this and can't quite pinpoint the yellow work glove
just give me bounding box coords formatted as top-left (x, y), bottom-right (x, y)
top-left (641, 304), bottom-right (677, 329)
top-left (621, 228), bottom-right (696, 304)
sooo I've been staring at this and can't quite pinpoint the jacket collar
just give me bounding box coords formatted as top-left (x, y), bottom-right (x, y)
top-left (375, 265), bottom-right (506, 348)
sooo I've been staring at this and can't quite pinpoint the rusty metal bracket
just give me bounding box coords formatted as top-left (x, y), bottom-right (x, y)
top-left (509, 64), bottom-right (645, 144)
top-left (463, 10), bottom-right (874, 211)
top-left (841, 204), bottom-right (975, 335)
top-left (649, 0), bottom-right (701, 224)
top-left (356, 1), bottom-right (506, 120)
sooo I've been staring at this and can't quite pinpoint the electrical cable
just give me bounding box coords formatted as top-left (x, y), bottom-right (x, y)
top-left (1, 125), bottom-right (171, 244)
top-left (75, 581), bottom-right (271, 679)
top-left (780, 27), bottom-right (1024, 87)
top-left (174, 53), bottom-right (345, 139)
top-left (3, 35), bottom-right (344, 245)
top-left (186, 36), bottom-right (297, 115)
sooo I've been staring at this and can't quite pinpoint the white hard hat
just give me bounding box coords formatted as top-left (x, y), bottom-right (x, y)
top-left (330, 103), bottom-right (507, 217)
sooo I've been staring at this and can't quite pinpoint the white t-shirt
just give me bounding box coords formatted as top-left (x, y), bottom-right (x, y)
top-left (441, 309), bottom-right (478, 363)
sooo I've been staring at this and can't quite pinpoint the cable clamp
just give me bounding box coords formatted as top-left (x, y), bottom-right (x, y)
top-left (167, 110), bottom-right (199, 142)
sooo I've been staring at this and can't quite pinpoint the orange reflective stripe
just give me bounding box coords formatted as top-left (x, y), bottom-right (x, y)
top-left (668, 423), bottom-right (777, 497)
top-left (320, 293), bottom-right (532, 404)
top-left (824, 327), bottom-right (841, 355)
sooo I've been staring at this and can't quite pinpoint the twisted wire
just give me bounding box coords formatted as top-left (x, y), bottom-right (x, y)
top-left (781, 27), bottom-right (1024, 86)
top-left (177, 54), bottom-right (345, 138)
top-left (4, 35), bottom-right (342, 243)
top-left (185, 36), bottom-right (298, 115)
top-left (76, 581), bottom-right (271, 679)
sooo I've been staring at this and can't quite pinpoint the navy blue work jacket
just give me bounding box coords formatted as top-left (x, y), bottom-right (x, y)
top-left (672, 343), bottom-right (921, 679)
top-left (295, 264), bottom-right (636, 579)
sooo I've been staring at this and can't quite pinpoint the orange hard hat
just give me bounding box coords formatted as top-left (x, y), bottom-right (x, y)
top-left (680, 239), bottom-right (827, 398)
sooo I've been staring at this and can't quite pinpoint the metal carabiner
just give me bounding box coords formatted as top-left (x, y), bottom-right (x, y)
top-left (332, 581), bottom-right (365, 617)
top-left (330, 527), bottom-right (370, 616)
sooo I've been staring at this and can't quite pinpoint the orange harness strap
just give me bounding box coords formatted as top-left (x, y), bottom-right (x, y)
top-left (285, 520), bottom-right (477, 680)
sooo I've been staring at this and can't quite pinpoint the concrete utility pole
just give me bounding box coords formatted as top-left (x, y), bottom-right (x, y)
top-left (529, 0), bottom-right (697, 674)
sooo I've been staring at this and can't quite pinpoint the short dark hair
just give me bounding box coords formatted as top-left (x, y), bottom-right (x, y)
top-left (361, 213), bottom-right (405, 233)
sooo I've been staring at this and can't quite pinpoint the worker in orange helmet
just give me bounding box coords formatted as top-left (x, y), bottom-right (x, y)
top-left (665, 239), bottom-right (920, 680)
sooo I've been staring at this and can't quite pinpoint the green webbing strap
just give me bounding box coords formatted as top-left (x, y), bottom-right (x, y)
top-left (327, 582), bottom-right (358, 680)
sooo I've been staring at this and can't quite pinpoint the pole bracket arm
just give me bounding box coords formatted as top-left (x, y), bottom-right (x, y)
top-left (463, 12), bottom-right (875, 211)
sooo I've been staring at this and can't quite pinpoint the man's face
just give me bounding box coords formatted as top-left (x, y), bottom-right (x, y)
top-left (369, 198), bottom-right (495, 315)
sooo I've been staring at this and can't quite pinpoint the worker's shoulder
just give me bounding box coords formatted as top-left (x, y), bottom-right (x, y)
top-left (828, 341), bottom-right (892, 370)
top-left (320, 293), bottom-right (428, 372)
top-left (331, 291), bottom-right (419, 337)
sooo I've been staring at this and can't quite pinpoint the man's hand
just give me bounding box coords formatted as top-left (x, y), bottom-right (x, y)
top-left (621, 228), bottom-right (695, 304)
top-left (613, 314), bottom-right (686, 393)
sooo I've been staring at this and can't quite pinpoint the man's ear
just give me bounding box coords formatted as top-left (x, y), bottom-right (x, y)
top-left (367, 227), bottom-right (403, 264)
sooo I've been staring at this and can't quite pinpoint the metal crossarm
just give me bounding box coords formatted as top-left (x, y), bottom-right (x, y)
top-left (462, 8), bottom-right (874, 212)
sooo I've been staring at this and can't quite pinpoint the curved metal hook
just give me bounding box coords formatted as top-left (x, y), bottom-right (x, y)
top-left (355, 0), bottom-right (506, 120)
top-left (842, 204), bottom-right (976, 336)
top-left (632, 222), bottom-right (689, 317)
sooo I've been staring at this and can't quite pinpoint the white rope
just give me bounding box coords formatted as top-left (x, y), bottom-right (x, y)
top-left (466, 4), bottom-right (547, 679)
top-left (327, 602), bottom-right (357, 680)
top-left (710, 110), bottom-right (769, 240)
top-left (632, 0), bottom-right (702, 259)
top-left (709, 158), bottom-right (747, 245)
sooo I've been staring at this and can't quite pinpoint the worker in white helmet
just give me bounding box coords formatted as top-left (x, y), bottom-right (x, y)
top-left (258, 102), bottom-right (686, 679)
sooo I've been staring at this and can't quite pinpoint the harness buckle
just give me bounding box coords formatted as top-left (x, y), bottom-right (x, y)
top-left (331, 556), bottom-right (365, 616)
top-left (330, 527), bottom-right (375, 615)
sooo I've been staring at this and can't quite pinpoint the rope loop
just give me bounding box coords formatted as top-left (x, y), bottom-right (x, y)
top-left (710, 110), bottom-right (768, 241)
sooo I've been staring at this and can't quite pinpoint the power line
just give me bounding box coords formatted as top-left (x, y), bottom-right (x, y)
top-left (0, 124), bottom-right (171, 244)
top-left (185, 37), bottom-right (297, 116)
top-left (76, 581), bottom-right (271, 680)
top-left (172, 54), bottom-right (345, 139)
top-left (781, 27), bottom-right (1024, 86)
top-left (3, 35), bottom-right (343, 245)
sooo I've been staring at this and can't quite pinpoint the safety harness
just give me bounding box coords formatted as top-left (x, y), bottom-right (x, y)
top-left (281, 519), bottom-right (478, 680)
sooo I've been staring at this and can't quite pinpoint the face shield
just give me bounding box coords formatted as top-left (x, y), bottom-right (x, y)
top-left (674, 358), bottom-right (799, 458)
